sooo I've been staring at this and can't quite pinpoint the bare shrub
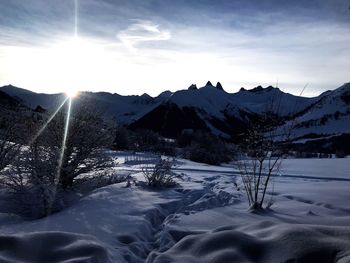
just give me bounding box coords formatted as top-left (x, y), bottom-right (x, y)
top-left (235, 97), bottom-right (293, 210)
top-left (74, 170), bottom-right (128, 192)
top-left (141, 157), bottom-right (178, 187)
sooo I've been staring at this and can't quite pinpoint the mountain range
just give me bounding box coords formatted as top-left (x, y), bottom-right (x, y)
top-left (1, 82), bottom-right (349, 152)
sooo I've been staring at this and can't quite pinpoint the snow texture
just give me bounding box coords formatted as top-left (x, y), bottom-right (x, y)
top-left (0, 153), bottom-right (349, 262)
top-left (0, 232), bottom-right (108, 263)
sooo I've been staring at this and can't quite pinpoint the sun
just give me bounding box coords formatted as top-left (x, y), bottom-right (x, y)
top-left (39, 36), bottom-right (107, 94)
top-left (65, 89), bottom-right (79, 98)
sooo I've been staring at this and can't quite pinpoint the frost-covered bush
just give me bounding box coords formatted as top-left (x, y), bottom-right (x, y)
top-left (42, 102), bottom-right (115, 189)
top-left (74, 170), bottom-right (128, 191)
top-left (0, 100), bottom-right (117, 218)
top-left (0, 143), bottom-right (66, 218)
top-left (142, 158), bottom-right (177, 187)
top-left (0, 113), bottom-right (31, 171)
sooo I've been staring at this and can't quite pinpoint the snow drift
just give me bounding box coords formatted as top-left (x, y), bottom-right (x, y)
top-left (0, 231), bottom-right (108, 263)
top-left (0, 155), bottom-right (349, 262)
top-left (149, 222), bottom-right (350, 263)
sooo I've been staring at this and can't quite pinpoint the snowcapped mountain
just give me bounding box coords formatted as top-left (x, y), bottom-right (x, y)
top-left (162, 81), bottom-right (315, 117)
top-left (0, 85), bottom-right (66, 109)
top-left (232, 86), bottom-right (318, 116)
top-left (0, 85), bottom-right (167, 124)
top-left (130, 82), bottom-right (252, 137)
top-left (130, 81), bottom-right (318, 138)
top-left (76, 91), bottom-right (165, 124)
top-left (0, 82), bottom-right (349, 142)
top-left (166, 81), bottom-right (319, 119)
top-left (288, 82), bottom-right (350, 142)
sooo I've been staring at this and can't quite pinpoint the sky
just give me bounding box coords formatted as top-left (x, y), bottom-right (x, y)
top-left (0, 0), bottom-right (349, 97)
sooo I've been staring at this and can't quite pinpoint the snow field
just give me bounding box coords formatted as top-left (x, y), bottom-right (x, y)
top-left (0, 153), bottom-right (349, 262)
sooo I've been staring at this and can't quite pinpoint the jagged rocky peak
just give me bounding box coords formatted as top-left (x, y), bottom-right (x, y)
top-left (205, 81), bottom-right (214, 87)
top-left (251, 85), bottom-right (264, 92)
top-left (216, 82), bottom-right (224, 91)
top-left (202, 81), bottom-right (224, 91)
top-left (249, 85), bottom-right (278, 93)
top-left (240, 87), bottom-right (247, 92)
top-left (188, 84), bottom-right (198, 90)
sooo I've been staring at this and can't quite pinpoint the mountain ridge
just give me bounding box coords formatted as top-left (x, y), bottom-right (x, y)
top-left (1, 82), bottom-right (349, 143)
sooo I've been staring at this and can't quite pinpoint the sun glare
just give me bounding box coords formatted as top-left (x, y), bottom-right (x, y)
top-left (4, 36), bottom-right (111, 94)
top-left (65, 89), bottom-right (79, 98)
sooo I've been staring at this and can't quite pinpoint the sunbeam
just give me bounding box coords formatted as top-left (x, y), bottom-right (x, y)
top-left (56, 97), bottom-right (72, 186)
top-left (44, 96), bottom-right (74, 216)
top-left (74, 0), bottom-right (78, 38)
top-left (37, 95), bottom-right (74, 221)
top-left (45, 0), bottom-right (79, 214)
top-left (32, 0), bottom-right (81, 216)
top-left (28, 97), bottom-right (68, 145)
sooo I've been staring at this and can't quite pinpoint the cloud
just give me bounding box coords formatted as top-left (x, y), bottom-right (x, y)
top-left (0, 0), bottom-right (349, 96)
top-left (117, 20), bottom-right (171, 52)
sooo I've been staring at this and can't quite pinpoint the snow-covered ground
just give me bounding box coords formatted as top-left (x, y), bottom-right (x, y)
top-left (0, 152), bottom-right (349, 262)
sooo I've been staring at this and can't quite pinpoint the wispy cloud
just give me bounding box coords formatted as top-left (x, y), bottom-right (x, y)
top-left (0, 0), bottom-right (349, 96)
top-left (117, 20), bottom-right (171, 52)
